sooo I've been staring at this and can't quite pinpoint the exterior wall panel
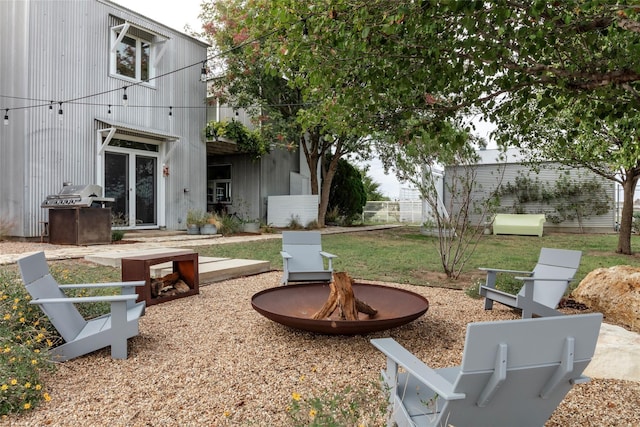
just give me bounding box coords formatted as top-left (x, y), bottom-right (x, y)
top-left (1, 0), bottom-right (208, 237)
top-left (444, 160), bottom-right (616, 233)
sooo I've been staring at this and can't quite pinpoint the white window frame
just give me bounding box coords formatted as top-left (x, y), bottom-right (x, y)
top-left (109, 23), bottom-right (168, 85)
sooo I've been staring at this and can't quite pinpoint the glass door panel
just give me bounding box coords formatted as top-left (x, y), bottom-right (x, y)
top-left (105, 152), bottom-right (130, 226)
top-left (135, 156), bottom-right (156, 225)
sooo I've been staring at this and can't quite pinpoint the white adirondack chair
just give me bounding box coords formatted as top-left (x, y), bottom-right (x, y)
top-left (479, 247), bottom-right (582, 318)
top-left (371, 313), bottom-right (602, 427)
top-left (280, 231), bottom-right (337, 285)
top-left (18, 251), bottom-right (146, 361)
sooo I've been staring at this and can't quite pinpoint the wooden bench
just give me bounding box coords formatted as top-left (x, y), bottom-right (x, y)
top-left (493, 214), bottom-right (546, 237)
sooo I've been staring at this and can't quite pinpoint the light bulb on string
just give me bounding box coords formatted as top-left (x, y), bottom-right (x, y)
top-left (3, 109), bottom-right (8, 126)
top-left (200, 61), bottom-right (207, 82)
top-left (49, 101), bottom-right (54, 113)
top-left (58, 102), bottom-right (63, 122)
top-left (168, 106), bottom-right (173, 119)
top-left (108, 104), bottom-right (112, 114)
top-left (122, 87), bottom-right (128, 107)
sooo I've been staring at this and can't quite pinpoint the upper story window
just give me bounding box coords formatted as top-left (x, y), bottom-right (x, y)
top-left (109, 19), bottom-right (168, 85)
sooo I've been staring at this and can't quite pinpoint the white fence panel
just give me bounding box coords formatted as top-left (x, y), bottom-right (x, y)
top-left (267, 195), bottom-right (319, 227)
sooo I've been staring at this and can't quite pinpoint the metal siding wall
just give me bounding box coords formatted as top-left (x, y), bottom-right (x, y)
top-left (444, 162), bottom-right (616, 232)
top-left (260, 147), bottom-right (299, 219)
top-left (2, 0), bottom-right (208, 236)
top-left (0, 0), bottom-right (30, 236)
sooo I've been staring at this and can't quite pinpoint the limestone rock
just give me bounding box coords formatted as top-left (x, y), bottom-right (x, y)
top-left (583, 322), bottom-right (640, 381)
top-left (572, 265), bottom-right (640, 333)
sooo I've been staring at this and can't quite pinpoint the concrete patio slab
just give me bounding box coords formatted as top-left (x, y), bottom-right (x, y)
top-left (85, 247), bottom-right (194, 267)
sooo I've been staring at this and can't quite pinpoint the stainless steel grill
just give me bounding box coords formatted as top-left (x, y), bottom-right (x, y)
top-left (41, 184), bottom-right (114, 208)
top-left (42, 184), bottom-right (114, 245)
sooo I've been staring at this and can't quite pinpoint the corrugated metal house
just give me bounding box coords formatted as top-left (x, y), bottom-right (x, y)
top-left (443, 148), bottom-right (617, 233)
top-left (0, 0), bottom-right (210, 237)
top-left (204, 99), bottom-right (301, 224)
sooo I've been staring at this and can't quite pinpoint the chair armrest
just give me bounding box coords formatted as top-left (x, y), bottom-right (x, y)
top-left (59, 281), bottom-right (145, 289)
top-left (29, 294), bottom-right (138, 304)
top-left (515, 276), bottom-right (573, 283)
top-left (371, 338), bottom-right (465, 401)
top-left (319, 251), bottom-right (337, 259)
top-left (479, 267), bottom-right (532, 275)
top-left (280, 251), bottom-right (292, 259)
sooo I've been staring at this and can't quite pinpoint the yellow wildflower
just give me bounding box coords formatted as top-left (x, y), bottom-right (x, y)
top-left (292, 392), bottom-right (301, 401)
top-left (24, 382), bottom-right (31, 389)
top-left (223, 410), bottom-right (231, 417)
top-left (299, 375), bottom-right (305, 381)
top-left (19, 317), bottom-right (25, 323)
top-left (309, 409), bottom-right (317, 419)
top-left (10, 379), bottom-right (17, 386)
top-left (43, 393), bottom-right (51, 402)
top-left (35, 384), bottom-right (42, 391)
top-left (23, 403), bottom-right (31, 410)
top-left (31, 359), bottom-right (38, 365)
top-left (3, 314), bottom-right (10, 320)
top-left (1, 385), bottom-right (7, 391)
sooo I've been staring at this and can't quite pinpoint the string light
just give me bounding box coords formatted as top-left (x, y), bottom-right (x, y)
top-left (168, 106), bottom-right (173, 118)
top-left (108, 104), bottom-right (111, 114)
top-left (200, 61), bottom-right (208, 82)
top-left (3, 109), bottom-right (8, 126)
top-left (0, 20), bottom-right (299, 117)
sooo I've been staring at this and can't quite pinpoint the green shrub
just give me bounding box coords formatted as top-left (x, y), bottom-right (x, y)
top-left (218, 213), bottom-right (242, 235)
top-left (0, 270), bottom-right (55, 415)
top-left (111, 229), bottom-right (125, 241)
top-left (288, 385), bottom-right (386, 427)
top-left (287, 215), bottom-right (304, 230)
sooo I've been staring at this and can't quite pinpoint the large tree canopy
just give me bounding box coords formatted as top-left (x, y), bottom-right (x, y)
top-left (201, 0), bottom-right (640, 252)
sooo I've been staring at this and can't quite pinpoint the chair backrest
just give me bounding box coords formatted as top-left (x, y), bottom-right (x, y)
top-left (18, 252), bottom-right (86, 342)
top-left (518, 248), bottom-right (582, 308)
top-left (282, 231), bottom-right (326, 272)
top-left (442, 313), bottom-right (602, 426)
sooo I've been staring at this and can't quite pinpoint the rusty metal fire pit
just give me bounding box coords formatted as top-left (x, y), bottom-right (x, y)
top-left (251, 282), bottom-right (429, 335)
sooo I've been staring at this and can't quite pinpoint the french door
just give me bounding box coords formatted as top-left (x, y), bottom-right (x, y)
top-left (105, 150), bottom-right (158, 228)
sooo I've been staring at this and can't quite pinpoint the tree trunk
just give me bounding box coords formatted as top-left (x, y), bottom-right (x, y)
top-left (312, 272), bottom-right (377, 320)
top-left (617, 175), bottom-right (638, 254)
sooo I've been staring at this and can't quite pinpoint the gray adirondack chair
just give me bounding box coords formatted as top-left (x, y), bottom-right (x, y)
top-left (371, 312), bottom-right (602, 427)
top-left (18, 251), bottom-right (146, 361)
top-left (280, 231), bottom-right (337, 285)
top-left (479, 248), bottom-right (582, 318)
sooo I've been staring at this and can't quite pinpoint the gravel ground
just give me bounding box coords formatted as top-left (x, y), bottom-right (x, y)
top-left (2, 241), bottom-right (640, 426)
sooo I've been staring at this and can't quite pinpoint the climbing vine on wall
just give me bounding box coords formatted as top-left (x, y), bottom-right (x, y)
top-left (499, 171), bottom-right (611, 232)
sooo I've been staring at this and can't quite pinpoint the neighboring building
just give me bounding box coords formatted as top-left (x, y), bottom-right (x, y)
top-left (0, 0), bottom-right (210, 238)
top-left (443, 148), bottom-right (617, 233)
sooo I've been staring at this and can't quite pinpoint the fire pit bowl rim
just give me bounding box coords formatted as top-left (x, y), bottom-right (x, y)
top-left (251, 281), bottom-right (429, 335)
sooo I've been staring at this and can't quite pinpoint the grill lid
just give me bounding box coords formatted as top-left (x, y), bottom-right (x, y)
top-left (41, 184), bottom-right (114, 208)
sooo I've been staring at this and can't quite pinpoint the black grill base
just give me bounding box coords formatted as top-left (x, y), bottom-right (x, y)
top-left (48, 208), bottom-right (111, 245)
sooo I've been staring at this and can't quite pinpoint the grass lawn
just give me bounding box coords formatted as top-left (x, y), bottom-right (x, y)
top-left (197, 226), bottom-right (638, 291)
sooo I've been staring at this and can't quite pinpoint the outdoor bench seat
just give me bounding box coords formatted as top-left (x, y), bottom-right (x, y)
top-left (493, 213), bottom-right (546, 237)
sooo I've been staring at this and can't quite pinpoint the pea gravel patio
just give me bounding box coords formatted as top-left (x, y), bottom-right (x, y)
top-left (8, 271), bottom-right (640, 427)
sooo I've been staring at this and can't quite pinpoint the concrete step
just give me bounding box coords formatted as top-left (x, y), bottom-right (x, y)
top-left (86, 248), bottom-right (194, 267)
top-left (149, 256), bottom-right (230, 277)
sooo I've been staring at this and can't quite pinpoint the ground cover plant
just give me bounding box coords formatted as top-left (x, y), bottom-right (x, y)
top-left (0, 226), bottom-right (636, 417)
